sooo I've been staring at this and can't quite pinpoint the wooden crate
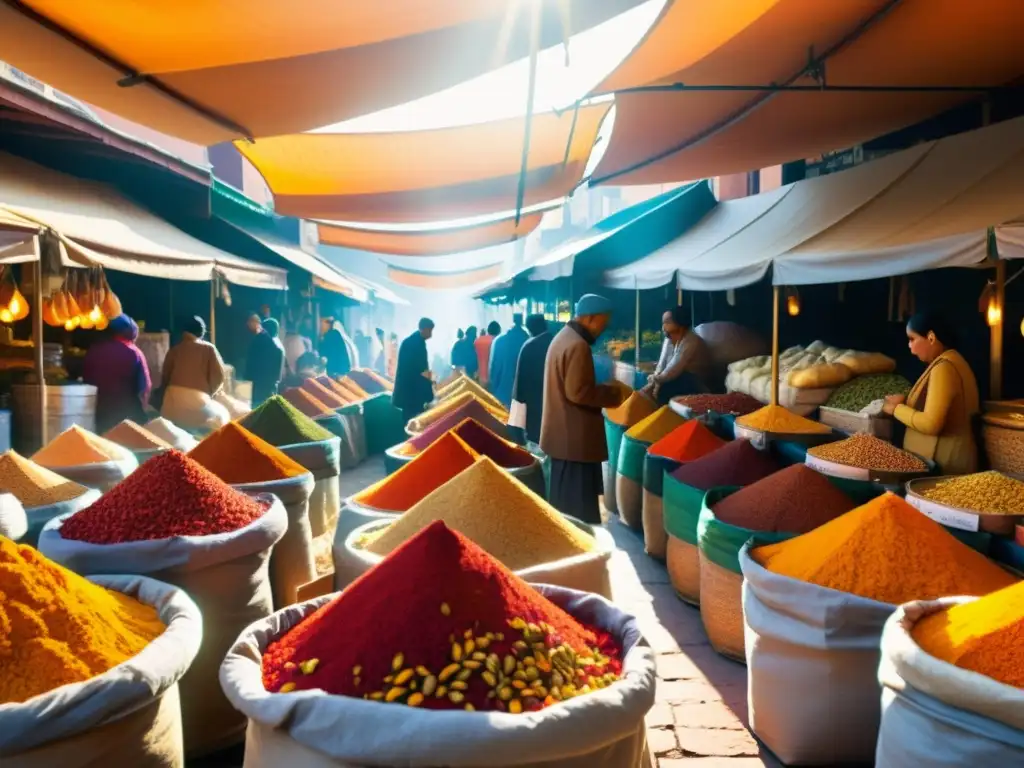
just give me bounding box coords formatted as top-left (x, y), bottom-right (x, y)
top-left (817, 406), bottom-right (893, 439)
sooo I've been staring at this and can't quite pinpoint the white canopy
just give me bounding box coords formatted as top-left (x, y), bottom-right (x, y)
top-left (0, 153), bottom-right (287, 289)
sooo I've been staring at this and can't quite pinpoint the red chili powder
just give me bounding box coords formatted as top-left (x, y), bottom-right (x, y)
top-left (301, 378), bottom-right (348, 408)
top-left (407, 399), bottom-right (510, 451)
top-left (188, 422), bottom-right (308, 484)
top-left (59, 451), bottom-right (267, 544)
top-left (355, 432), bottom-right (480, 511)
top-left (281, 387), bottom-right (334, 418)
top-left (712, 463), bottom-right (857, 533)
top-left (648, 420), bottom-right (725, 462)
top-left (262, 521), bottom-right (621, 711)
top-left (671, 438), bottom-right (781, 491)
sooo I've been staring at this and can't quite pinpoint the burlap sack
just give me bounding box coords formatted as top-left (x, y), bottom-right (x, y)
top-left (615, 435), bottom-right (648, 530)
top-left (740, 543), bottom-right (896, 765)
top-left (662, 476), bottom-right (705, 605)
top-left (602, 417), bottom-right (628, 515)
top-left (330, 501), bottom-right (398, 590)
top-left (875, 597), bottom-right (1024, 766)
top-left (0, 492), bottom-right (27, 540)
top-left (39, 498), bottom-right (288, 757)
top-left (640, 455), bottom-right (680, 559)
top-left (39, 453), bottom-right (138, 493)
top-left (234, 475), bottom-right (316, 608)
top-left (21, 488), bottom-right (101, 547)
top-left (220, 585), bottom-right (656, 768)
top-left (280, 438), bottom-right (341, 542)
top-left (336, 517), bottom-right (616, 599)
top-left (0, 575), bottom-right (201, 768)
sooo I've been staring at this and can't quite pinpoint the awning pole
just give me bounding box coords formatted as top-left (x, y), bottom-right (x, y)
top-left (209, 277), bottom-right (217, 345)
top-left (990, 242), bottom-right (1005, 400)
top-left (634, 279), bottom-right (641, 385)
top-left (771, 285), bottom-right (781, 407)
top-left (514, 4), bottom-right (541, 225)
top-left (677, 288), bottom-right (682, 307)
top-left (31, 237), bottom-right (46, 448)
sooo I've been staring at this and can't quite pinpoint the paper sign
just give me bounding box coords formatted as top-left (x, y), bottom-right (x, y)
top-left (906, 493), bottom-right (980, 532)
top-left (733, 424), bottom-right (767, 450)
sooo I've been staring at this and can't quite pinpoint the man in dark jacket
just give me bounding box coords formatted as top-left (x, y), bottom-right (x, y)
top-left (510, 314), bottom-right (553, 446)
top-left (393, 317), bottom-right (435, 424)
top-left (489, 313), bottom-right (529, 408)
top-left (246, 313), bottom-right (285, 406)
top-left (540, 295), bottom-right (626, 524)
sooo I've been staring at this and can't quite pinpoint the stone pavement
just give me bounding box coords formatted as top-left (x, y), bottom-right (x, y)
top-left (604, 515), bottom-right (782, 767)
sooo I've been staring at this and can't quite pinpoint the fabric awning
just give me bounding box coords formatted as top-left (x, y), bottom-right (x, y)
top-left (237, 104), bottom-right (610, 223)
top-left (614, 116), bottom-right (1024, 291)
top-left (0, 0), bottom-right (642, 144)
top-left (523, 181), bottom-right (716, 281)
top-left (386, 262), bottom-right (504, 290)
top-left (0, 152), bottom-right (287, 289)
top-left (247, 232), bottom-right (368, 301)
top-left (590, 0), bottom-right (1024, 186)
top-left (315, 271), bottom-right (410, 306)
top-left (0, 208), bottom-right (39, 253)
top-left (316, 206), bottom-right (552, 257)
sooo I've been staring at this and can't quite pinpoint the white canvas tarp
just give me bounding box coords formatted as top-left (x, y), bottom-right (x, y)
top-left (0, 153), bottom-right (287, 289)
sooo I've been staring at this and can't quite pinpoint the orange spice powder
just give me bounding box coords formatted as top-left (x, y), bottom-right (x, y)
top-left (281, 387), bottom-right (334, 418)
top-left (189, 422), bottom-right (308, 484)
top-left (301, 378), bottom-right (348, 408)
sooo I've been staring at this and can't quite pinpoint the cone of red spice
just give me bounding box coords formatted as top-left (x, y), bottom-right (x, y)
top-left (671, 439), bottom-right (781, 491)
top-left (407, 400), bottom-right (509, 450)
top-left (354, 432), bottom-right (480, 511)
top-left (262, 521), bottom-right (622, 712)
top-left (648, 420), bottom-right (725, 463)
top-left (281, 387), bottom-right (334, 418)
top-left (315, 376), bottom-right (353, 403)
top-left (59, 450), bottom-right (268, 544)
top-left (712, 464), bottom-right (857, 533)
top-left (301, 378), bottom-right (348, 408)
top-left (188, 422), bottom-right (309, 484)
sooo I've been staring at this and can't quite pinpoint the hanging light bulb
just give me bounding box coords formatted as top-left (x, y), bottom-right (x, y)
top-left (79, 312), bottom-right (94, 330)
top-left (986, 295), bottom-right (1002, 327)
top-left (63, 316), bottom-right (80, 331)
top-left (1020, 316), bottom-right (1024, 338)
top-left (0, 307), bottom-right (13, 324)
top-left (786, 289), bottom-right (801, 317)
top-left (8, 287), bottom-right (29, 321)
top-left (95, 313), bottom-right (109, 331)
top-left (88, 305), bottom-right (103, 324)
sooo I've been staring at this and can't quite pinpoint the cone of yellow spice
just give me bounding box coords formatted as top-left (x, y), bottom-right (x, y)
top-left (0, 536), bottom-right (166, 704)
top-left (912, 581), bottom-right (1024, 689)
top-left (736, 404), bottom-right (831, 434)
top-left (752, 493), bottom-right (1017, 605)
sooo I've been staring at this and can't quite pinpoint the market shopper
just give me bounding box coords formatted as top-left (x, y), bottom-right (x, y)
top-left (642, 307), bottom-right (712, 404)
top-left (510, 314), bottom-right (554, 447)
top-left (393, 318), bottom-right (436, 424)
top-left (882, 311), bottom-right (981, 475)
top-left (541, 295), bottom-right (627, 523)
top-left (490, 313), bottom-right (529, 408)
top-left (475, 321), bottom-right (499, 386)
top-left (321, 320), bottom-right (356, 377)
top-left (82, 314), bottom-right (151, 433)
top-left (246, 314), bottom-right (285, 406)
top-left (452, 326), bottom-right (478, 378)
top-left (283, 318), bottom-right (315, 375)
top-left (159, 315), bottom-right (229, 430)
top-left (374, 328), bottom-right (387, 373)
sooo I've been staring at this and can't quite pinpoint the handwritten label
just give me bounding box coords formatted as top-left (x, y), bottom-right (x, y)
top-left (804, 453), bottom-right (869, 481)
top-left (906, 493), bottom-right (980, 532)
top-left (733, 424), bottom-right (767, 450)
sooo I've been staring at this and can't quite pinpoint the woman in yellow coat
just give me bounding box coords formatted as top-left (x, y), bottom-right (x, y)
top-left (882, 312), bottom-right (980, 475)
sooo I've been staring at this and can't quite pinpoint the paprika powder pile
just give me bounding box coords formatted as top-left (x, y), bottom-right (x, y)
top-left (103, 420), bottom-right (172, 451)
top-left (365, 457), bottom-right (594, 570)
top-left (346, 370), bottom-right (386, 395)
top-left (33, 425), bottom-right (131, 467)
top-left (0, 450), bottom-right (89, 507)
top-left (625, 406), bottom-right (687, 444)
top-left (605, 391), bottom-right (657, 427)
top-left (648, 420), bottom-right (725, 463)
top-left (752, 493), bottom-right (1018, 605)
top-left (713, 464), bottom-right (856, 533)
top-left (59, 451), bottom-right (269, 544)
top-left (239, 395), bottom-right (334, 445)
top-left (670, 439), bottom-right (780, 492)
top-left (263, 521), bottom-right (621, 712)
top-left (0, 536), bottom-right (165, 704)
top-left (354, 432), bottom-right (480, 511)
top-left (189, 422), bottom-right (308, 484)
top-left (406, 401), bottom-right (509, 452)
top-left (912, 580), bottom-right (1024, 688)
top-left (281, 387), bottom-right (334, 419)
top-left (301, 378), bottom-right (348, 409)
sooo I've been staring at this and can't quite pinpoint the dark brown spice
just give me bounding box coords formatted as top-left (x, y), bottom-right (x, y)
top-left (671, 439), bottom-right (781, 491)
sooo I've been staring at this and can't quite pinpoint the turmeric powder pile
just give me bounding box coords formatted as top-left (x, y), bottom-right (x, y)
top-left (0, 537), bottom-right (165, 704)
top-left (912, 581), bottom-right (1024, 689)
top-left (752, 493), bottom-right (1017, 605)
top-left (736, 404), bottom-right (831, 434)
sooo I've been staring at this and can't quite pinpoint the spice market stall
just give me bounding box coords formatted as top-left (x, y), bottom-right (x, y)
top-left (616, 406), bottom-right (685, 530)
top-left (603, 390), bottom-right (657, 517)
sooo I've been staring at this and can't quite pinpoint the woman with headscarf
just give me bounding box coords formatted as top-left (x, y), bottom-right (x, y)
top-left (83, 314), bottom-right (151, 433)
top-left (159, 315), bottom-right (229, 431)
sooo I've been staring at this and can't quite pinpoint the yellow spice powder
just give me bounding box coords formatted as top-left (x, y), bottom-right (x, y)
top-left (736, 404), bottom-right (831, 434)
top-left (626, 405), bottom-right (687, 442)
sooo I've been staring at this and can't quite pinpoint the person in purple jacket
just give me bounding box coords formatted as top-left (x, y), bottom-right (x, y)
top-left (83, 314), bottom-right (151, 433)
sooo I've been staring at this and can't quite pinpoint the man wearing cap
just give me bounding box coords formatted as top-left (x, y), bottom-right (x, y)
top-left (393, 317), bottom-right (436, 425)
top-left (541, 295), bottom-right (627, 524)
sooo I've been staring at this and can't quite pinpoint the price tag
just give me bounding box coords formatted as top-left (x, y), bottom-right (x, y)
top-left (804, 453), bottom-right (869, 481)
top-left (733, 424), bottom-right (767, 450)
top-left (906, 493), bottom-right (980, 532)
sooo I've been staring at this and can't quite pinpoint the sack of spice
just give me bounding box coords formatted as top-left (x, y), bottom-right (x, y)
top-left (603, 391), bottom-right (657, 516)
top-left (221, 521), bottom-right (656, 767)
top-left (617, 407), bottom-right (686, 530)
top-left (742, 492), bottom-right (1018, 765)
top-left (642, 421), bottom-right (725, 560)
top-left (103, 419), bottom-right (172, 465)
top-left (32, 424), bottom-right (139, 492)
top-left (38, 451), bottom-right (288, 758)
top-left (0, 450), bottom-right (102, 546)
top-left (663, 440), bottom-right (781, 605)
top-left (190, 423), bottom-right (319, 607)
top-left (343, 458), bottom-right (614, 598)
top-left (144, 416), bottom-right (199, 451)
top-left (875, 585), bottom-right (1024, 765)
top-left (0, 493), bottom-right (26, 540)
top-left (0, 539), bottom-right (201, 768)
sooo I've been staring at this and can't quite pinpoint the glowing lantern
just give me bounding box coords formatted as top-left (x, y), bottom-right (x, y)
top-left (986, 295), bottom-right (1002, 327)
top-left (786, 292), bottom-right (801, 317)
top-left (0, 307), bottom-right (13, 324)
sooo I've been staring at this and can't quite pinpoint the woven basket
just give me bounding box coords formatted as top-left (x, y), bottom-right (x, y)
top-left (617, 475), bottom-right (643, 530)
top-left (982, 416), bottom-right (1024, 474)
top-left (699, 552), bottom-right (746, 663)
top-left (642, 489), bottom-right (667, 560)
top-left (666, 534), bottom-right (700, 606)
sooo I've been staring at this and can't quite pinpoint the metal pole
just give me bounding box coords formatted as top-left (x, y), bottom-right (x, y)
top-left (209, 277), bottom-right (217, 345)
top-left (677, 288), bottom-right (682, 307)
top-left (31, 237), bottom-right (46, 449)
top-left (771, 285), bottom-right (781, 407)
top-left (991, 252), bottom-right (1005, 400)
top-left (634, 280), bottom-right (641, 383)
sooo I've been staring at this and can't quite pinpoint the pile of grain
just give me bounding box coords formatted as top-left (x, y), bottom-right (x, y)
top-left (807, 433), bottom-right (927, 473)
top-left (919, 471), bottom-right (1024, 516)
top-left (103, 420), bottom-right (172, 451)
top-left (0, 451), bottom-right (88, 507)
top-left (33, 425), bottom-right (131, 467)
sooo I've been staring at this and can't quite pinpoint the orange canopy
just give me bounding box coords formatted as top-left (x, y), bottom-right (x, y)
top-left (0, 0), bottom-right (642, 143)
top-left (592, 0), bottom-right (1024, 186)
top-left (242, 103), bottom-right (610, 222)
top-left (386, 263), bottom-right (504, 290)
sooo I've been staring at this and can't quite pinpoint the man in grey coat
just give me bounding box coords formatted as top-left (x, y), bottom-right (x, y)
top-left (540, 294), bottom-right (627, 524)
